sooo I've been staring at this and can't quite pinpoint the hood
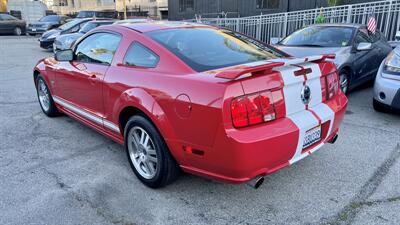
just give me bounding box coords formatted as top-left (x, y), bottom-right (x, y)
top-left (274, 45), bottom-right (347, 58)
top-left (57, 32), bottom-right (83, 41)
top-left (42, 29), bottom-right (61, 39)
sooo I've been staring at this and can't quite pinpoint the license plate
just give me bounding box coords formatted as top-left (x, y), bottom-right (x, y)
top-left (32, 28), bottom-right (36, 31)
top-left (303, 125), bottom-right (321, 149)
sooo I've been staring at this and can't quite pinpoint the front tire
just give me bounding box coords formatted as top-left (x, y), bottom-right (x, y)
top-left (14, 27), bottom-right (22, 36)
top-left (35, 75), bottom-right (60, 117)
top-left (373, 99), bottom-right (387, 112)
top-left (124, 115), bottom-right (180, 188)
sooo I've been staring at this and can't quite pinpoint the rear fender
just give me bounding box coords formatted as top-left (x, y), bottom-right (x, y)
top-left (112, 87), bottom-right (179, 143)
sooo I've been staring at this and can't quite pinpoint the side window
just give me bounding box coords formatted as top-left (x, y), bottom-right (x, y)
top-left (354, 31), bottom-right (371, 46)
top-left (369, 31), bottom-right (381, 43)
top-left (75, 32), bottom-right (121, 65)
top-left (123, 43), bottom-right (159, 68)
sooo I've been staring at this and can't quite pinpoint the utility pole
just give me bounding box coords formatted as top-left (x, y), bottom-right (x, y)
top-left (123, 0), bottom-right (127, 19)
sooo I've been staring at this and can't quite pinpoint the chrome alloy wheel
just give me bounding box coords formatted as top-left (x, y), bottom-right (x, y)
top-left (38, 79), bottom-right (50, 112)
top-left (339, 74), bottom-right (348, 94)
top-left (127, 126), bottom-right (158, 179)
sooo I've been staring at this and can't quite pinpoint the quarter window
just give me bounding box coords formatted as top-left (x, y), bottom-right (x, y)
top-left (75, 32), bottom-right (121, 65)
top-left (123, 43), bottom-right (159, 68)
top-left (179, 0), bottom-right (194, 12)
top-left (256, 0), bottom-right (280, 9)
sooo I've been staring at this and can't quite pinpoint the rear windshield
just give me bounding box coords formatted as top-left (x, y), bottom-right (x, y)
top-left (146, 28), bottom-right (284, 72)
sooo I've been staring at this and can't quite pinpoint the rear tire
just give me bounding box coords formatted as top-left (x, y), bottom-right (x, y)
top-left (14, 27), bottom-right (22, 36)
top-left (35, 75), bottom-right (60, 117)
top-left (339, 71), bottom-right (350, 94)
top-left (124, 115), bottom-right (180, 188)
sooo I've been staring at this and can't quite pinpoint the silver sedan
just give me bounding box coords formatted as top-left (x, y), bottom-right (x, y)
top-left (373, 47), bottom-right (400, 112)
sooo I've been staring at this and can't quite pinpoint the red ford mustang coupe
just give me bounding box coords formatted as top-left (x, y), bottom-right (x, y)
top-left (33, 21), bottom-right (348, 188)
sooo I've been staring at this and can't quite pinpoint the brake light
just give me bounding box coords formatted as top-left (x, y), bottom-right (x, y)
top-left (231, 90), bottom-right (284, 128)
top-left (325, 72), bottom-right (339, 100)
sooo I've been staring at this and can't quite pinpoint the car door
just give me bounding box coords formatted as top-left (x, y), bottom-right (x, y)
top-left (0, 15), bottom-right (6, 33)
top-left (54, 32), bottom-right (121, 121)
top-left (0, 14), bottom-right (14, 33)
top-left (352, 28), bottom-right (378, 81)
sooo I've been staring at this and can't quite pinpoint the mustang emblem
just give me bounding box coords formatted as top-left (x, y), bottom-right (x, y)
top-left (301, 85), bottom-right (311, 105)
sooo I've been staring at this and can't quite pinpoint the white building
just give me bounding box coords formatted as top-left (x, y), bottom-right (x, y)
top-left (116, 0), bottom-right (168, 19)
top-left (6, 0), bottom-right (48, 24)
top-left (52, 0), bottom-right (115, 15)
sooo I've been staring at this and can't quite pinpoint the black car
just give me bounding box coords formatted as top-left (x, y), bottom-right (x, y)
top-left (274, 24), bottom-right (393, 93)
top-left (27, 15), bottom-right (70, 36)
top-left (53, 20), bottom-right (116, 52)
top-left (0, 13), bottom-right (26, 36)
top-left (39, 18), bottom-right (91, 50)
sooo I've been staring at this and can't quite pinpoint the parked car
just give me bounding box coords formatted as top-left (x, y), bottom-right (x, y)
top-left (39, 18), bottom-right (91, 50)
top-left (0, 13), bottom-right (26, 36)
top-left (389, 31), bottom-right (400, 48)
top-left (274, 24), bottom-right (392, 93)
top-left (76, 10), bottom-right (117, 19)
top-left (27, 15), bottom-right (70, 36)
top-left (53, 20), bottom-right (116, 52)
top-left (33, 21), bottom-right (347, 188)
top-left (373, 47), bottom-right (400, 112)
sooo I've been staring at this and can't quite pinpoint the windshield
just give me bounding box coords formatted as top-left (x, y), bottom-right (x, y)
top-left (147, 28), bottom-right (285, 72)
top-left (79, 22), bottom-right (97, 33)
top-left (39, 15), bottom-right (59, 22)
top-left (280, 26), bottom-right (355, 47)
top-left (77, 11), bottom-right (95, 18)
top-left (59, 19), bottom-right (84, 30)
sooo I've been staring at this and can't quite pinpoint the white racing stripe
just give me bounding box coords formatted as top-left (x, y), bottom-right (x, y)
top-left (274, 61), bottom-right (336, 165)
top-left (53, 96), bottom-right (120, 133)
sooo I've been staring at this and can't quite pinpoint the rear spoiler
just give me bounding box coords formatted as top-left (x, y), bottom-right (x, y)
top-left (215, 54), bottom-right (335, 80)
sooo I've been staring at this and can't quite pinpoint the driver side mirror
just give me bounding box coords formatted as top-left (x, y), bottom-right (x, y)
top-left (356, 42), bottom-right (372, 51)
top-left (55, 49), bottom-right (73, 61)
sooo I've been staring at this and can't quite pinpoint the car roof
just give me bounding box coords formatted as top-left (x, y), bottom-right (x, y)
top-left (118, 21), bottom-right (214, 33)
top-left (308, 23), bottom-right (365, 29)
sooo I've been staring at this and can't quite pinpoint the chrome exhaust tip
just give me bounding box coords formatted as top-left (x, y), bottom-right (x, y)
top-left (328, 134), bottom-right (338, 144)
top-left (246, 176), bottom-right (264, 189)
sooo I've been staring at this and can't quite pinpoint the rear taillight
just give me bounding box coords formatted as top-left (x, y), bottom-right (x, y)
top-left (231, 90), bottom-right (284, 128)
top-left (325, 72), bottom-right (339, 100)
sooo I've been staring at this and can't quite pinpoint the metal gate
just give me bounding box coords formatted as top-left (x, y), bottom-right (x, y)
top-left (189, 0), bottom-right (400, 43)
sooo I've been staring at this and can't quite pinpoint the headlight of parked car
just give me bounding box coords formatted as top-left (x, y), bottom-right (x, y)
top-left (384, 51), bottom-right (400, 73)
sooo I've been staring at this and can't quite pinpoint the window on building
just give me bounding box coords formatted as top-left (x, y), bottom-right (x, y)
top-left (179, 0), bottom-right (194, 12)
top-left (256, 0), bottom-right (280, 9)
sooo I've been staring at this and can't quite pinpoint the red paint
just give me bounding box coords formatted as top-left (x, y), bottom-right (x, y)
top-left (33, 22), bottom-right (347, 184)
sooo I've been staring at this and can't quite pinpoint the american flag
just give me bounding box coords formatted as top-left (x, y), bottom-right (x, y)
top-left (367, 9), bottom-right (377, 34)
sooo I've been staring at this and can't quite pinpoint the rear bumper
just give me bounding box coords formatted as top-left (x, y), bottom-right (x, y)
top-left (177, 92), bottom-right (348, 184)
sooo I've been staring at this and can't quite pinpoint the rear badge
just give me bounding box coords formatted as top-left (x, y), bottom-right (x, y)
top-left (301, 85), bottom-right (311, 105)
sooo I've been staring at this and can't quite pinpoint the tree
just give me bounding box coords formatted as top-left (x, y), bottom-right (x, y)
top-left (327, 0), bottom-right (345, 7)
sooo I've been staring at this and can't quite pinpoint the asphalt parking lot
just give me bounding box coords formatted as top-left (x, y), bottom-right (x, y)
top-left (0, 36), bottom-right (399, 225)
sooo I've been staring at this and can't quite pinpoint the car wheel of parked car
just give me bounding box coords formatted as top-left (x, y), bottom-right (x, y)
top-left (36, 75), bottom-right (60, 117)
top-left (14, 27), bottom-right (22, 36)
top-left (339, 72), bottom-right (349, 94)
top-left (124, 115), bottom-right (180, 188)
